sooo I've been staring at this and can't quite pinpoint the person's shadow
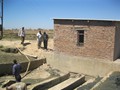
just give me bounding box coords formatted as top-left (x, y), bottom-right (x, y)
top-left (23, 42), bottom-right (31, 46)
top-left (47, 48), bottom-right (54, 51)
top-left (39, 47), bottom-right (54, 51)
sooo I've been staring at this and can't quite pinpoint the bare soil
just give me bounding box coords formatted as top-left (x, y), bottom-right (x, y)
top-left (0, 39), bottom-right (54, 59)
top-left (0, 39), bottom-right (55, 88)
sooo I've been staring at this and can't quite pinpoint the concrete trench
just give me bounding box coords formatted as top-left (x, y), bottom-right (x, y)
top-left (0, 58), bottom-right (46, 76)
top-left (1, 58), bottom-right (119, 90)
top-left (27, 72), bottom-right (101, 90)
top-left (0, 59), bottom-right (100, 90)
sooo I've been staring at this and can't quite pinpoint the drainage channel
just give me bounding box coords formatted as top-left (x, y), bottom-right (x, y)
top-left (0, 65), bottom-right (100, 90)
top-left (30, 72), bottom-right (87, 90)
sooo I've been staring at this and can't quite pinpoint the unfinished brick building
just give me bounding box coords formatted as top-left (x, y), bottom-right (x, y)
top-left (54, 19), bottom-right (120, 61)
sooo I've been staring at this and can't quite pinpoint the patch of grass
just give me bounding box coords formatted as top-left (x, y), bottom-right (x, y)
top-left (0, 50), bottom-right (34, 64)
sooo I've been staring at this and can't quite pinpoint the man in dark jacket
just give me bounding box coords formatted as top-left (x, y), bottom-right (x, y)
top-left (43, 32), bottom-right (48, 50)
top-left (12, 60), bottom-right (22, 82)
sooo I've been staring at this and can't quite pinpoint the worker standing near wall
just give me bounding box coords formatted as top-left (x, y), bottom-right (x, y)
top-left (12, 60), bottom-right (22, 82)
top-left (43, 32), bottom-right (48, 50)
top-left (18, 27), bottom-right (26, 45)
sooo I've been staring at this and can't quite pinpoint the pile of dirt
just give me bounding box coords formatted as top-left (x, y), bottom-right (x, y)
top-left (0, 50), bottom-right (36, 64)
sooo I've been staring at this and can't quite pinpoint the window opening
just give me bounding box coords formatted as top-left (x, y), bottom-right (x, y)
top-left (77, 30), bottom-right (84, 46)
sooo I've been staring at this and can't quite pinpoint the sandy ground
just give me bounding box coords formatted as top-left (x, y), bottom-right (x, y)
top-left (1, 39), bottom-right (119, 90)
top-left (0, 39), bottom-right (55, 88)
top-left (0, 39), bottom-right (54, 59)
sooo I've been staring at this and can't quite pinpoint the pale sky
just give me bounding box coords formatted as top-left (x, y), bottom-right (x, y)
top-left (3, 0), bottom-right (120, 29)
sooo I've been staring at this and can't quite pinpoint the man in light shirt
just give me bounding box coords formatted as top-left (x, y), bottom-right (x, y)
top-left (36, 31), bottom-right (43, 49)
top-left (18, 27), bottom-right (25, 45)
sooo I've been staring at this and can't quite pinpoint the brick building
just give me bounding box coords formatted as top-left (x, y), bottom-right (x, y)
top-left (54, 19), bottom-right (120, 61)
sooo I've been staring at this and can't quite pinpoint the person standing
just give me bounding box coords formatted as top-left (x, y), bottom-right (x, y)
top-left (12, 60), bottom-right (22, 82)
top-left (43, 32), bottom-right (48, 50)
top-left (36, 31), bottom-right (42, 49)
top-left (18, 27), bottom-right (25, 45)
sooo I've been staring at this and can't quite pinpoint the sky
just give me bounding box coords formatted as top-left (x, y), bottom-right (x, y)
top-left (2, 0), bottom-right (120, 29)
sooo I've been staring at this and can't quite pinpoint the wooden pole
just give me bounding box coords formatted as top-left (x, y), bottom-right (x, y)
top-left (16, 47), bottom-right (31, 78)
top-left (0, 0), bottom-right (3, 40)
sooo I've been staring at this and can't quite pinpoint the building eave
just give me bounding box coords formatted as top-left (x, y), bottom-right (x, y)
top-left (53, 18), bottom-right (120, 22)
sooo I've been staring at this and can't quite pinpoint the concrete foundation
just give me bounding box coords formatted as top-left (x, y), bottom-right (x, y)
top-left (0, 58), bottom-right (46, 76)
top-left (47, 52), bottom-right (120, 77)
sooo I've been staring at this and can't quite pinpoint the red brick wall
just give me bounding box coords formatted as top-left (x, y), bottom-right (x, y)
top-left (54, 19), bottom-right (116, 60)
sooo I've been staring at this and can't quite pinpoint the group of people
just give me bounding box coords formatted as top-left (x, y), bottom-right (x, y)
top-left (18, 27), bottom-right (49, 50)
top-left (5, 28), bottom-right (49, 90)
top-left (36, 31), bottom-right (48, 49)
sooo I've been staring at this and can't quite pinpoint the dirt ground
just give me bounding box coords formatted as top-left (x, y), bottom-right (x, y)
top-left (0, 39), bottom-right (55, 88)
top-left (0, 39), bottom-right (54, 59)
top-left (1, 39), bottom-right (120, 90)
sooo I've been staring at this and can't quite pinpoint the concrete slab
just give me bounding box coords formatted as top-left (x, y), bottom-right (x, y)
top-left (49, 53), bottom-right (120, 77)
top-left (91, 71), bottom-right (120, 90)
top-left (48, 75), bottom-right (85, 90)
top-left (28, 73), bottom-right (70, 90)
top-left (75, 76), bottom-right (102, 90)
